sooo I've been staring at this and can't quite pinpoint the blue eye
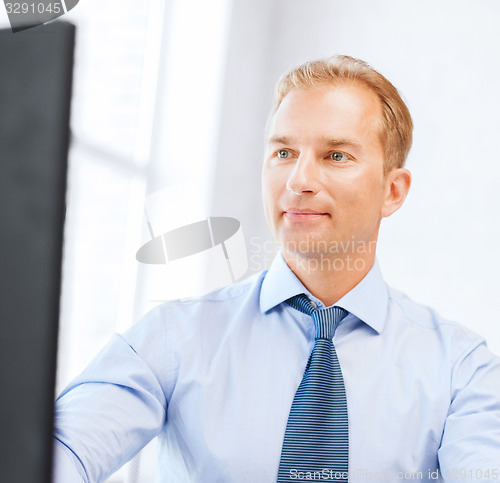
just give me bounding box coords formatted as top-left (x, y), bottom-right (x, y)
top-left (277, 149), bottom-right (290, 159)
top-left (330, 152), bottom-right (347, 162)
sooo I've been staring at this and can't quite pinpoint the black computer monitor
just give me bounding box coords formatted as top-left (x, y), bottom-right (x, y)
top-left (0, 21), bottom-right (75, 483)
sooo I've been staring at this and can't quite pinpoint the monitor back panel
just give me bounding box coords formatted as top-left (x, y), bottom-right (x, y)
top-left (0, 21), bottom-right (75, 483)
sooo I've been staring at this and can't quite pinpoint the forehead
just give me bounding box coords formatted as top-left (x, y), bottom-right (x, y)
top-left (267, 83), bottom-right (383, 146)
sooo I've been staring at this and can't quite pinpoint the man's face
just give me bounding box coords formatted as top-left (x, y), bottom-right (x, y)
top-left (262, 82), bottom-right (388, 260)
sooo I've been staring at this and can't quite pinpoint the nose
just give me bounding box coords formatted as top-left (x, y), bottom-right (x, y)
top-left (286, 153), bottom-right (321, 195)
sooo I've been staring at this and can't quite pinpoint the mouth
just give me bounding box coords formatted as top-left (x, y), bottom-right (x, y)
top-left (283, 208), bottom-right (329, 221)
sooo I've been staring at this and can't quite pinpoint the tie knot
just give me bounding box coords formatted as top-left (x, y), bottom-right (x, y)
top-left (285, 294), bottom-right (348, 339)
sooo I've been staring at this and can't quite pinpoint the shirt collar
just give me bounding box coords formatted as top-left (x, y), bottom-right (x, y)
top-left (259, 251), bottom-right (388, 334)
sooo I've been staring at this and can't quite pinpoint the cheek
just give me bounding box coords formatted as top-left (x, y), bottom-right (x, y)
top-left (261, 168), bottom-right (279, 216)
top-left (262, 166), bottom-right (282, 198)
top-left (332, 174), bottom-right (384, 216)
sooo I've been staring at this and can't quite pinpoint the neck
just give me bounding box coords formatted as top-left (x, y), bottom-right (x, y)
top-left (282, 247), bottom-right (376, 307)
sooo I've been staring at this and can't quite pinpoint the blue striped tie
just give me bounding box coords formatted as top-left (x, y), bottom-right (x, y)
top-left (277, 294), bottom-right (349, 482)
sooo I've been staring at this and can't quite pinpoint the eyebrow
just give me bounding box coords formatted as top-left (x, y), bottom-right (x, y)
top-left (267, 135), bottom-right (363, 152)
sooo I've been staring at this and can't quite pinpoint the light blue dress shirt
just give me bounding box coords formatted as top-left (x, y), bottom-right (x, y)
top-left (53, 253), bottom-right (500, 482)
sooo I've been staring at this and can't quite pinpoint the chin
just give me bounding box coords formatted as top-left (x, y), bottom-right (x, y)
top-left (280, 232), bottom-right (334, 258)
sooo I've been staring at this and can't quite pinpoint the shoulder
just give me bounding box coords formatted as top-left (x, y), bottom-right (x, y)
top-left (121, 270), bottom-right (268, 376)
top-left (128, 269), bottom-right (268, 336)
top-left (386, 285), bottom-right (486, 361)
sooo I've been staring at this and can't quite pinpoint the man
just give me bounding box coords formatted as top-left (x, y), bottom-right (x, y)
top-left (53, 56), bottom-right (500, 482)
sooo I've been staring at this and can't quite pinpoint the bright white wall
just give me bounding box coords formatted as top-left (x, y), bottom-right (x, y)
top-left (212, 0), bottom-right (500, 355)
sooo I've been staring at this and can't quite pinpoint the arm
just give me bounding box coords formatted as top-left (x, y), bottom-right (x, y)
top-left (53, 332), bottom-right (168, 483)
top-left (53, 438), bottom-right (87, 482)
top-left (438, 339), bottom-right (500, 481)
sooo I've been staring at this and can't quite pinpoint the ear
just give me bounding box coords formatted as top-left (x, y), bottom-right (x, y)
top-left (380, 168), bottom-right (411, 218)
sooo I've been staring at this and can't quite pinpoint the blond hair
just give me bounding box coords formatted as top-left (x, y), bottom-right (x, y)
top-left (270, 55), bottom-right (413, 174)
